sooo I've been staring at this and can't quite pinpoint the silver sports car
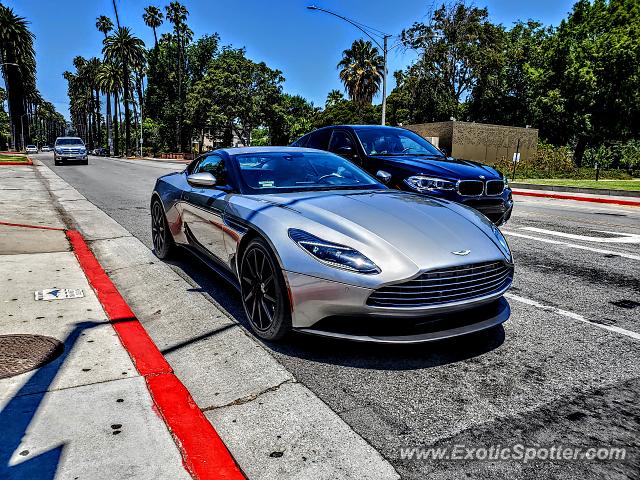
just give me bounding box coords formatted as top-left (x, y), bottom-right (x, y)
top-left (151, 147), bottom-right (513, 343)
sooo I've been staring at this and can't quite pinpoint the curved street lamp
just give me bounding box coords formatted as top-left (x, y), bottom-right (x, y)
top-left (307, 5), bottom-right (391, 125)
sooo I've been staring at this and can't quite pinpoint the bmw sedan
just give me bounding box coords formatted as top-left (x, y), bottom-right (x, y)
top-left (151, 147), bottom-right (513, 343)
top-left (292, 125), bottom-right (513, 225)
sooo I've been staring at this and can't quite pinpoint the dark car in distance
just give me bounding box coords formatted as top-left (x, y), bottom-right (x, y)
top-left (292, 125), bottom-right (513, 225)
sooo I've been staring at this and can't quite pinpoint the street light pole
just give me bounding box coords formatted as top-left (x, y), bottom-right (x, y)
top-left (381, 34), bottom-right (390, 126)
top-left (307, 5), bottom-right (390, 126)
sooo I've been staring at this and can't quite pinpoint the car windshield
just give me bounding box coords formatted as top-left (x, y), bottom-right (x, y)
top-left (235, 151), bottom-right (383, 193)
top-left (27, 145), bottom-right (36, 148)
top-left (56, 138), bottom-right (84, 146)
top-left (354, 127), bottom-right (445, 157)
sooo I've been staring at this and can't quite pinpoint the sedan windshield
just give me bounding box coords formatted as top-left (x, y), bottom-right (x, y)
top-left (355, 127), bottom-right (445, 157)
top-left (235, 151), bottom-right (383, 193)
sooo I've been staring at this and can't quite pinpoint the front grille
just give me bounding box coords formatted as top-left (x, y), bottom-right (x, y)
top-left (367, 261), bottom-right (513, 308)
top-left (458, 180), bottom-right (484, 196)
top-left (486, 180), bottom-right (505, 195)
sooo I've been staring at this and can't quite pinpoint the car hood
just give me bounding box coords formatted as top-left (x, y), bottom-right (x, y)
top-left (248, 189), bottom-right (508, 273)
top-left (370, 155), bottom-right (502, 180)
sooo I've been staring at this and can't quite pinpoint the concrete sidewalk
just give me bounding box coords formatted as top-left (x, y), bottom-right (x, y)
top-left (0, 166), bottom-right (190, 479)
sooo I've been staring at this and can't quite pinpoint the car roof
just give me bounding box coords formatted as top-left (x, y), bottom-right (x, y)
top-left (215, 146), bottom-right (327, 156)
top-left (314, 125), bottom-right (407, 131)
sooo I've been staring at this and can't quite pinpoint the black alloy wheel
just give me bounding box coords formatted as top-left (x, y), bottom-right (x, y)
top-left (151, 199), bottom-right (174, 259)
top-left (240, 238), bottom-right (291, 341)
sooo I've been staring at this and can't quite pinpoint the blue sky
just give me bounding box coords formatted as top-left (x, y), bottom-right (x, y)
top-left (4, 0), bottom-right (577, 119)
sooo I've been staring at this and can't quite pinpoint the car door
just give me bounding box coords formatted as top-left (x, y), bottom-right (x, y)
top-left (181, 154), bottom-right (230, 264)
top-left (327, 129), bottom-right (362, 167)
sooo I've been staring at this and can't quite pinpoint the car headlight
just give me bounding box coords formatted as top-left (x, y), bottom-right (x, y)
top-left (492, 225), bottom-right (512, 261)
top-left (404, 176), bottom-right (456, 192)
top-left (289, 228), bottom-right (380, 274)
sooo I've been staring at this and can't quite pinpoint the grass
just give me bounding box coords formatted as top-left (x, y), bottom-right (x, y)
top-left (516, 178), bottom-right (640, 191)
top-left (0, 153), bottom-right (29, 163)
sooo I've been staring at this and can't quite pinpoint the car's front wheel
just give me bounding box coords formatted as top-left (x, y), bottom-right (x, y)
top-left (240, 238), bottom-right (291, 341)
top-left (151, 199), bottom-right (174, 259)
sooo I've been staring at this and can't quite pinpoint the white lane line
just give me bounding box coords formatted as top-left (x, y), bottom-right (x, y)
top-left (502, 230), bottom-right (640, 261)
top-left (521, 226), bottom-right (640, 244)
top-left (505, 293), bottom-right (640, 341)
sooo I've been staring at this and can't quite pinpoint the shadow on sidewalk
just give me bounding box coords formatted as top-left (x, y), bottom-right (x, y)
top-left (0, 321), bottom-right (101, 480)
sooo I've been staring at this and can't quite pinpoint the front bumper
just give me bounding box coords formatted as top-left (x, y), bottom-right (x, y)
top-left (284, 270), bottom-right (511, 343)
top-left (417, 188), bottom-right (513, 225)
top-left (55, 154), bottom-right (87, 161)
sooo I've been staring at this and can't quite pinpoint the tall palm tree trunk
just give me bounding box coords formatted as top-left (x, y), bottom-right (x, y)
top-left (113, 89), bottom-right (120, 156)
top-left (106, 91), bottom-right (112, 154)
top-left (123, 60), bottom-right (131, 156)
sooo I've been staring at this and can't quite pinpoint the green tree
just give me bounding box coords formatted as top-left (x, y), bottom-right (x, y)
top-left (143, 6), bottom-right (163, 48)
top-left (337, 39), bottom-right (384, 105)
top-left (397, 1), bottom-right (503, 122)
top-left (165, 1), bottom-right (192, 151)
top-left (0, 5), bottom-right (36, 149)
top-left (325, 89), bottom-right (344, 108)
top-left (95, 15), bottom-right (113, 38)
top-left (96, 61), bottom-right (123, 155)
top-left (103, 27), bottom-right (146, 156)
top-left (195, 48), bottom-right (284, 146)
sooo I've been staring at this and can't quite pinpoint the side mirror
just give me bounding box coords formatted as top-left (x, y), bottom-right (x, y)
top-left (376, 170), bottom-right (392, 184)
top-left (187, 172), bottom-right (217, 187)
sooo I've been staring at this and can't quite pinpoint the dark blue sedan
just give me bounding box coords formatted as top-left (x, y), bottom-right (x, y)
top-left (292, 125), bottom-right (513, 225)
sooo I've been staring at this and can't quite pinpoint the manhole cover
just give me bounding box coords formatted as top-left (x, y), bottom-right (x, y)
top-left (0, 334), bottom-right (64, 379)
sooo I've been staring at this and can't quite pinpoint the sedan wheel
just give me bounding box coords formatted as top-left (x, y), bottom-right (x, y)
top-left (240, 239), bottom-right (291, 341)
top-left (151, 200), bottom-right (174, 259)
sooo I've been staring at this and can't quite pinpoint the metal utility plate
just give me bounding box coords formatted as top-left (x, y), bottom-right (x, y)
top-left (34, 288), bottom-right (85, 301)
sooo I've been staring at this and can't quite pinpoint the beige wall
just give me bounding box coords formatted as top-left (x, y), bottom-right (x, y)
top-left (406, 121), bottom-right (538, 165)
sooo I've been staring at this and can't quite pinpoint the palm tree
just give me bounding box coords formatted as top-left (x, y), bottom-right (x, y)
top-left (96, 61), bottom-right (122, 156)
top-left (0, 5), bottom-right (36, 149)
top-left (143, 6), bottom-right (163, 48)
top-left (103, 27), bottom-right (146, 156)
top-left (337, 39), bottom-right (384, 105)
top-left (95, 15), bottom-right (113, 38)
top-left (325, 89), bottom-right (345, 108)
top-left (165, 1), bottom-right (190, 151)
top-left (96, 15), bottom-right (115, 153)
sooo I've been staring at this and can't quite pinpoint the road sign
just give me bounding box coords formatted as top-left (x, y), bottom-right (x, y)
top-left (512, 152), bottom-right (521, 163)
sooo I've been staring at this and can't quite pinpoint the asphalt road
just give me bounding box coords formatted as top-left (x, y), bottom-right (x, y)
top-left (39, 153), bottom-right (640, 479)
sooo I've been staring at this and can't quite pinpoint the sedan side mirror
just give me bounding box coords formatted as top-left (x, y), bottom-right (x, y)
top-left (376, 170), bottom-right (392, 184)
top-left (187, 172), bottom-right (217, 187)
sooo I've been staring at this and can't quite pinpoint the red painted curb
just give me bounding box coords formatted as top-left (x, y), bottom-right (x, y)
top-left (513, 189), bottom-right (640, 207)
top-left (0, 220), bottom-right (65, 231)
top-left (147, 374), bottom-right (246, 479)
top-left (0, 161), bottom-right (33, 166)
top-left (65, 229), bottom-right (245, 480)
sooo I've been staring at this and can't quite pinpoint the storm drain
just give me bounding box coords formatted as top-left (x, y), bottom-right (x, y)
top-left (0, 334), bottom-right (64, 379)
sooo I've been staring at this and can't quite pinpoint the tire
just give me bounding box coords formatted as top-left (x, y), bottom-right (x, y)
top-left (240, 238), bottom-right (291, 341)
top-left (82, 159), bottom-right (89, 165)
top-left (151, 199), bottom-right (175, 259)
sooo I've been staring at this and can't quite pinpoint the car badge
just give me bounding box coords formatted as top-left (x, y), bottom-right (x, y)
top-left (452, 249), bottom-right (471, 256)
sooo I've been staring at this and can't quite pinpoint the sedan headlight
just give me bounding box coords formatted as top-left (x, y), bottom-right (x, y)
top-left (404, 176), bottom-right (456, 192)
top-left (289, 228), bottom-right (380, 274)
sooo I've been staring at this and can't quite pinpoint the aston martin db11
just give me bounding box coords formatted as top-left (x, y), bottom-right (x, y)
top-left (151, 147), bottom-right (513, 343)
